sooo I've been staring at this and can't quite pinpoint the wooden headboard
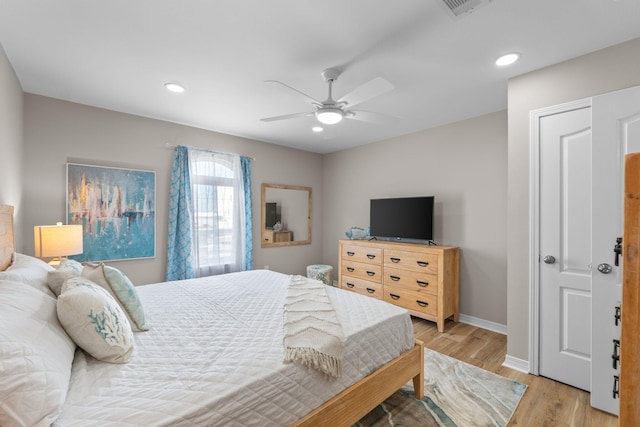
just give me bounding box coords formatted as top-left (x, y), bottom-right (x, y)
top-left (0, 204), bottom-right (15, 271)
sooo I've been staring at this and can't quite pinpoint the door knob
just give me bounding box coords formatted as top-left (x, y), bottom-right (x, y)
top-left (598, 263), bottom-right (613, 274)
top-left (543, 255), bottom-right (556, 264)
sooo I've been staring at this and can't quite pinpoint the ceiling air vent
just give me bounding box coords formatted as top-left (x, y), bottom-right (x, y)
top-left (438, 0), bottom-right (492, 19)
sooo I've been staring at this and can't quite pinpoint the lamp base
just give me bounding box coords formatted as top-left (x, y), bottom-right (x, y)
top-left (47, 256), bottom-right (67, 267)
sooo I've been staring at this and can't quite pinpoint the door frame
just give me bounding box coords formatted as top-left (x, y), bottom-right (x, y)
top-left (528, 97), bottom-right (592, 375)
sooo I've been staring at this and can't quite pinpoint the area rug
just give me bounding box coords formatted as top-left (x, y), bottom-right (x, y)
top-left (354, 348), bottom-right (527, 427)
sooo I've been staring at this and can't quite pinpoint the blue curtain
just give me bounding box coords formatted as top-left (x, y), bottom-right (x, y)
top-left (167, 147), bottom-right (253, 280)
top-left (166, 146), bottom-right (195, 281)
top-left (241, 156), bottom-right (253, 270)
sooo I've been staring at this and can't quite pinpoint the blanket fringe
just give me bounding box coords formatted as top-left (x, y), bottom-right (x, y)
top-left (284, 346), bottom-right (342, 379)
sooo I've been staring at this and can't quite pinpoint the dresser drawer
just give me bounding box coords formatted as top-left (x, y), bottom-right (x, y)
top-left (384, 249), bottom-right (439, 275)
top-left (384, 285), bottom-right (437, 316)
top-left (340, 276), bottom-right (383, 300)
top-left (384, 267), bottom-right (438, 295)
top-left (341, 244), bottom-right (383, 265)
top-left (341, 260), bottom-right (382, 283)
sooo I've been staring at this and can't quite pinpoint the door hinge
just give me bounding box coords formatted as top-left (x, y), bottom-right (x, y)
top-left (614, 237), bottom-right (623, 266)
top-left (612, 339), bottom-right (620, 370)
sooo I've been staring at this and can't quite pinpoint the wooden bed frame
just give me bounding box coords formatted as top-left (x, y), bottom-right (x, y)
top-left (0, 203), bottom-right (424, 426)
top-left (0, 204), bottom-right (14, 271)
top-left (292, 339), bottom-right (424, 426)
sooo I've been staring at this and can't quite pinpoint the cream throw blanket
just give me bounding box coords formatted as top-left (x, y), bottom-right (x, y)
top-left (283, 275), bottom-right (345, 379)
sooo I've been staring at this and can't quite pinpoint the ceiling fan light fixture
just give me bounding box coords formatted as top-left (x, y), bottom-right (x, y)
top-left (316, 108), bottom-right (344, 125)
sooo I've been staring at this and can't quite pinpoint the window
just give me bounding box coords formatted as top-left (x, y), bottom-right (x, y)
top-left (166, 145), bottom-right (252, 281)
top-left (189, 150), bottom-right (247, 277)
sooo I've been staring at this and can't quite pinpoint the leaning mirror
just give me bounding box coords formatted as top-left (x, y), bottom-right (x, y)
top-left (261, 183), bottom-right (312, 247)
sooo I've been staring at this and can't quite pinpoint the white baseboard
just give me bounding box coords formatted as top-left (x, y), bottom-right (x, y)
top-left (502, 354), bottom-right (530, 373)
top-left (458, 314), bottom-right (507, 335)
top-left (457, 314), bottom-right (530, 374)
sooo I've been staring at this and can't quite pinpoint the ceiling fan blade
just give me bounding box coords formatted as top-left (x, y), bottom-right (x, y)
top-left (337, 77), bottom-right (394, 108)
top-left (346, 110), bottom-right (398, 124)
top-left (265, 80), bottom-right (323, 105)
top-left (260, 111), bottom-right (314, 122)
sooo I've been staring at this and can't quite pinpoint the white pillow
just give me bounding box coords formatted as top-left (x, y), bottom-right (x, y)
top-left (82, 263), bottom-right (149, 331)
top-left (0, 279), bottom-right (76, 427)
top-left (47, 258), bottom-right (84, 296)
top-left (0, 253), bottom-right (55, 296)
top-left (57, 276), bottom-right (134, 363)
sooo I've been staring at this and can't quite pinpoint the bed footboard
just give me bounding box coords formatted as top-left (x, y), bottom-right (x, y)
top-left (291, 339), bottom-right (424, 427)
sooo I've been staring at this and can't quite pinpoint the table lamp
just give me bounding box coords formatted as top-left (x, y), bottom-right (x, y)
top-left (34, 222), bottom-right (83, 265)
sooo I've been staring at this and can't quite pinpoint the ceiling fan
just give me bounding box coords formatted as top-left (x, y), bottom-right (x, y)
top-left (260, 68), bottom-right (394, 125)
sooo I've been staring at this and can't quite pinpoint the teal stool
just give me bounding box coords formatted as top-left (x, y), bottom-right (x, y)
top-left (306, 264), bottom-right (334, 286)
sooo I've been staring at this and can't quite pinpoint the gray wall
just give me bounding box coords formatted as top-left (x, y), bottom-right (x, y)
top-left (0, 43), bottom-right (24, 249)
top-left (507, 37), bottom-right (640, 361)
top-left (323, 111), bottom-right (508, 325)
top-left (7, 35), bottom-right (640, 353)
top-left (22, 94), bottom-right (324, 285)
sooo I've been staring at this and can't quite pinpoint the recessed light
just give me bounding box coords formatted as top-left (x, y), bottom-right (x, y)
top-left (312, 126), bottom-right (323, 132)
top-left (164, 82), bottom-right (185, 93)
top-left (495, 53), bottom-right (520, 66)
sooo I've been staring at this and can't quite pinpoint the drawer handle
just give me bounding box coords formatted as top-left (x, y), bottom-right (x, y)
top-left (347, 251), bottom-right (355, 256)
top-left (366, 271), bottom-right (376, 276)
top-left (367, 254), bottom-right (376, 259)
top-left (346, 282), bottom-right (355, 288)
top-left (366, 288), bottom-right (376, 293)
top-left (416, 300), bottom-right (429, 307)
top-left (390, 275), bottom-right (400, 281)
top-left (390, 257), bottom-right (401, 263)
top-left (347, 267), bottom-right (355, 272)
top-left (417, 261), bottom-right (429, 267)
top-left (389, 293), bottom-right (400, 300)
top-left (417, 280), bottom-right (429, 287)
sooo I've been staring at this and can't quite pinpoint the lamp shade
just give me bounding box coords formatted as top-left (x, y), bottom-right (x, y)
top-left (34, 223), bottom-right (83, 258)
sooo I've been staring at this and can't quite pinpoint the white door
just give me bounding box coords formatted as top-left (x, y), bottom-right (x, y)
top-left (591, 85), bottom-right (640, 414)
top-left (539, 106), bottom-right (592, 391)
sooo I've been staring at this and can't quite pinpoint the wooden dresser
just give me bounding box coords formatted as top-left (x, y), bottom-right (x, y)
top-left (338, 239), bottom-right (459, 332)
top-left (263, 229), bottom-right (293, 243)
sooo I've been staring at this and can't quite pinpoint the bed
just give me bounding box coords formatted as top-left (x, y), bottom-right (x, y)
top-left (0, 204), bottom-right (423, 426)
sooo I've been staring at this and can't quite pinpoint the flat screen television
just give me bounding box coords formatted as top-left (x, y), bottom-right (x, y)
top-left (369, 196), bottom-right (434, 243)
top-left (265, 202), bottom-right (280, 228)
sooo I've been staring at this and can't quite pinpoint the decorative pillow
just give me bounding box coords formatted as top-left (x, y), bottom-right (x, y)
top-left (0, 279), bottom-right (76, 427)
top-left (47, 258), bottom-right (84, 296)
top-left (57, 276), bottom-right (134, 363)
top-left (0, 253), bottom-right (55, 296)
top-left (81, 263), bottom-right (148, 331)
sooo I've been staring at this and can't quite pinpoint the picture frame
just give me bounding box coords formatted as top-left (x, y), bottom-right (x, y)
top-left (66, 163), bottom-right (156, 262)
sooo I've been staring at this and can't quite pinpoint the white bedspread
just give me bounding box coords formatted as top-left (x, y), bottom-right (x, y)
top-left (54, 270), bottom-right (414, 427)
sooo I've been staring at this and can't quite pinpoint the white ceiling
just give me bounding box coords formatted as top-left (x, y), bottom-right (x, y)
top-left (1, 0), bottom-right (640, 154)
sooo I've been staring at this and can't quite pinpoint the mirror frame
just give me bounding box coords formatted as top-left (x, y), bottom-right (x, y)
top-left (261, 183), bottom-right (312, 247)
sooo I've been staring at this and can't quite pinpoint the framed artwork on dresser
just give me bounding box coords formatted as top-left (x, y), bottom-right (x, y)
top-left (66, 163), bottom-right (155, 262)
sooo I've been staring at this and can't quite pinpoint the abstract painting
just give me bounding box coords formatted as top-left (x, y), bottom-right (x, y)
top-left (67, 163), bottom-right (155, 262)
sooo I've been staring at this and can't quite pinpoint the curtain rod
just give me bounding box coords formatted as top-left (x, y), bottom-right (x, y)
top-left (164, 143), bottom-right (256, 161)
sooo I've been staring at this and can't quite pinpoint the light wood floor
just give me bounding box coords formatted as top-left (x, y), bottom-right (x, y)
top-left (413, 317), bottom-right (619, 427)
